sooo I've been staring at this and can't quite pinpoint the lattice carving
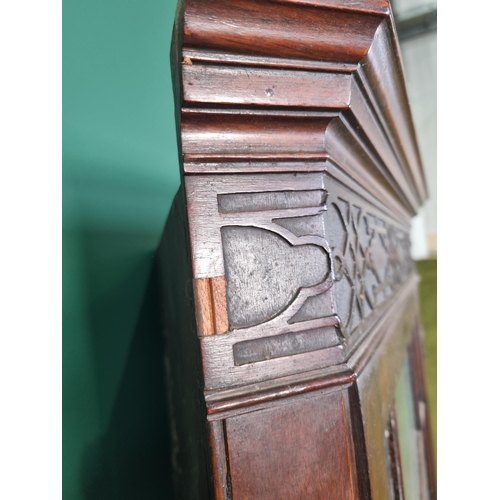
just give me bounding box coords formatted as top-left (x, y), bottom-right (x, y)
top-left (188, 170), bottom-right (413, 348)
top-left (324, 178), bottom-right (413, 337)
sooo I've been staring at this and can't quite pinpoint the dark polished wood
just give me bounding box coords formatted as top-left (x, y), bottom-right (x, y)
top-left (158, 0), bottom-right (435, 498)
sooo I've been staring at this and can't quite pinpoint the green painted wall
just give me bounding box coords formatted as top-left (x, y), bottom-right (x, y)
top-left (63, 0), bottom-right (180, 497)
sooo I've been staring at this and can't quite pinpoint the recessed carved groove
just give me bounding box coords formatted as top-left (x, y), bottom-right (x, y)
top-left (218, 190), bottom-right (326, 214)
top-left (182, 48), bottom-right (359, 73)
top-left (184, 160), bottom-right (328, 175)
top-left (184, 153), bottom-right (330, 163)
top-left (182, 107), bottom-right (339, 117)
top-left (233, 326), bottom-right (341, 366)
top-left (274, 214), bottom-right (325, 238)
top-left (220, 210), bottom-right (329, 241)
top-left (288, 291), bottom-right (336, 324)
top-left (221, 226), bottom-right (330, 328)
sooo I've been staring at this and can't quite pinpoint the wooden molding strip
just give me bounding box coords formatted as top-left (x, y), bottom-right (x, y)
top-left (174, 2), bottom-right (427, 220)
top-left (204, 274), bottom-right (419, 416)
top-left (183, 0), bottom-right (383, 65)
top-left (270, 0), bottom-right (390, 15)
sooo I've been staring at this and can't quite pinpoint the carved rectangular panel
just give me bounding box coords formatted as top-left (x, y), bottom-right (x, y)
top-left (233, 327), bottom-right (340, 366)
top-left (185, 168), bottom-right (413, 389)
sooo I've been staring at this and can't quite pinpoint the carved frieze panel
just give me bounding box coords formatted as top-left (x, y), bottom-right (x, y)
top-left (186, 170), bottom-right (412, 389)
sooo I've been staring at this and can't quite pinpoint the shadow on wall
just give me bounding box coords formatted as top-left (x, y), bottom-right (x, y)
top-left (78, 264), bottom-right (174, 499)
top-left (73, 188), bottom-right (210, 499)
top-left (62, 0), bottom-right (181, 497)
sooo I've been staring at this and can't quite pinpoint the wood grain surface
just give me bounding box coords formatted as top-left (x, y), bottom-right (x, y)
top-left (193, 276), bottom-right (229, 336)
top-left (353, 294), bottom-right (419, 500)
top-left (224, 389), bottom-right (358, 500)
top-left (183, 0), bottom-right (383, 64)
top-left (183, 64), bottom-right (352, 108)
top-left (159, 0), bottom-right (434, 497)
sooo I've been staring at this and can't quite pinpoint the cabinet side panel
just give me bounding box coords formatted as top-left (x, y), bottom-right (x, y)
top-left (157, 189), bottom-right (212, 499)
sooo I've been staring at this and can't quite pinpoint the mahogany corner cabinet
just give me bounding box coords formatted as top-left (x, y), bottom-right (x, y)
top-left (157, 0), bottom-right (436, 498)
